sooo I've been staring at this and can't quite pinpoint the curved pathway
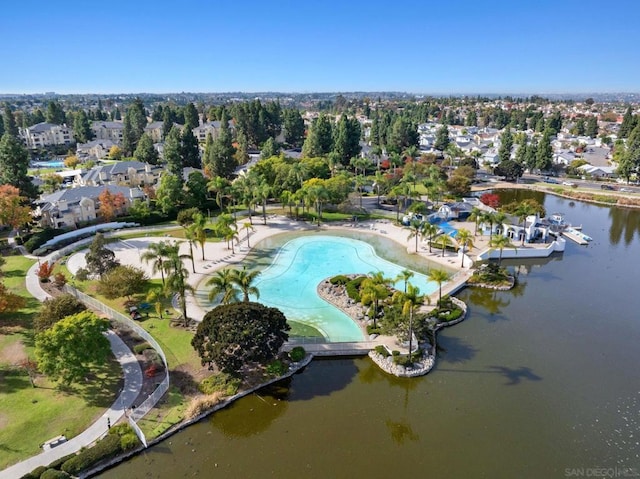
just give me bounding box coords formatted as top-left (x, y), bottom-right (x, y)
top-left (0, 248), bottom-right (143, 479)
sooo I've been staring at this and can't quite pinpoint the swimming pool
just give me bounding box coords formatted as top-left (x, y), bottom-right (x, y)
top-left (199, 235), bottom-right (442, 342)
top-left (31, 161), bottom-right (65, 168)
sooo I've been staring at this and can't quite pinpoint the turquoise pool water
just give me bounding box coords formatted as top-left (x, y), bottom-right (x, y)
top-left (237, 235), bottom-right (440, 342)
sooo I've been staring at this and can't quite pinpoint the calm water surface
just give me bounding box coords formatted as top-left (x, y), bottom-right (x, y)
top-left (102, 192), bottom-right (640, 479)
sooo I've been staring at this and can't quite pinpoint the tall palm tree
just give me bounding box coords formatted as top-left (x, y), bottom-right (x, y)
top-left (192, 212), bottom-right (208, 261)
top-left (482, 211), bottom-right (497, 239)
top-left (455, 228), bottom-right (474, 267)
top-left (489, 234), bottom-right (515, 266)
top-left (428, 269), bottom-right (451, 303)
top-left (207, 268), bottom-right (239, 304)
top-left (394, 283), bottom-right (425, 358)
top-left (184, 226), bottom-right (197, 273)
top-left (280, 189), bottom-right (294, 217)
top-left (514, 202), bottom-right (536, 245)
top-left (469, 207), bottom-right (483, 235)
top-left (361, 278), bottom-right (389, 329)
top-left (164, 249), bottom-right (193, 324)
top-left (422, 222), bottom-right (439, 253)
top-left (406, 218), bottom-right (424, 253)
top-left (224, 224), bottom-right (239, 254)
top-left (257, 181), bottom-right (271, 225)
top-left (207, 176), bottom-right (231, 213)
top-left (140, 241), bottom-right (174, 286)
top-left (437, 233), bottom-right (453, 257)
top-left (373, 170), bottom-right (387, 207)
top-left (493, 211), bottom-right (508, 238)
top-left (232, 267), bottom-right (261, 302)
top-left (242, 222), bottom-right (254, 248)
top-left (396, 269), bottom-right (414, 293)
top-left (146, 287), bottom-right (169, 319)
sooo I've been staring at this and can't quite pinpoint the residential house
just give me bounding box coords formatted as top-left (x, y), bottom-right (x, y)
top-left (91, 121), bottom-right (124, 144)
top-left (577, 164), bottom-right (616, 178)
top-left (36, 185), bottom-right (145, 229)
top-left (553, 150), bottom-right (576, 166)
top-left (20, 122), bottom-right (75, 149)
top-left (77, 161), bottom-right (163, 188)
top-left (143, 121), bottom-right (166, 143)
top-left (192, 120), bottom-right (234, 143)
top-left (76, 139), bottom-right (118, 161)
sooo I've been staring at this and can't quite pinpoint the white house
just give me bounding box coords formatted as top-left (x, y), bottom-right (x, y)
top-left (76, 139), bottom-right (118, 160)
top-left (77, 161), bottom-right (163, 188)
top-left (20, 122), bottom-right (74, 149)
top-left (91, 121), bottom-right (124, 144)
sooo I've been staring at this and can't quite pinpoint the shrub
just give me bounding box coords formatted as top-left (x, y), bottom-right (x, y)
top-left (392, 350), bottom-right (400, 356)
top-left (61, 434), bottom-right (122, 475)
top-left (439, 308), bottom-right (463, 322)
top-left (20, 465), bottom-right (47, 479)
top-left (184, 392), bottom-right (224, 419)
top-left (144, 364), bottom-right (159, 378)
top-left (288, 346), bottom-right (306, 362)
top-left (45, 454), bottom-right (76, 471)
top-left (133, 342), bottom-right (152, 354)
top-left (266, 359), bottom-right (288, 376)
top-left (329, 275), bottom-right (349, 285)
top-left (75, 267), bottom-right (89, 281)
top-left (198, 373), bottom-right (241, 396)
top-left (24, 228), bottom-right (62, 253)
top-left (366, 325), bottom-right (381, 335)
top-left (374, 345), bottom-right (389, 357)
top-left (119, 432), bottom-right (139, 451)
top-left (53, 272), bottom-right (67, 289)
top-left (40, 470), bottom-right (71, 479)
top-left (345, 276), bottom-right (365, 302)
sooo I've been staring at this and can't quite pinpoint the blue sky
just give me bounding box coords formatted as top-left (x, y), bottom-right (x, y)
top-left (1, 0), bottom-right (639, 94)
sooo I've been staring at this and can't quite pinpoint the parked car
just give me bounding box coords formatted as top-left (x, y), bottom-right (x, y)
top-left (601, 184), bottom-right (615, 190)
top-left (562, 181), bottom-right (576, 187)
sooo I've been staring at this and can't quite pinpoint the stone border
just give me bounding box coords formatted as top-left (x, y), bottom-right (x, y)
top-left (467, 275), bottom-right (516, 291)
top-left (82, 355), bottom-right (313, 478)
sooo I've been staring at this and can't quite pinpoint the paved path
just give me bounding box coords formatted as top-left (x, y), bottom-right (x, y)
top-left (1, 246), bottom-right (143, 478)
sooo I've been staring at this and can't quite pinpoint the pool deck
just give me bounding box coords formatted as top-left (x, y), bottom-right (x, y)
top-left (66, 214), bottom-right (487, 346)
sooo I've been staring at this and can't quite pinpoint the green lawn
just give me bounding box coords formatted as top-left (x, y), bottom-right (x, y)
top-left (135, 386), bottom-right (187, 439)
top-left (0, 255), bottom-right (123, 469)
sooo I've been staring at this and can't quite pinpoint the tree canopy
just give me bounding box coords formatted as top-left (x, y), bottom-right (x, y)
top-left (35, 311), bottom-right (111, 385)
top-left (192, 302), bottom-right (290, 375)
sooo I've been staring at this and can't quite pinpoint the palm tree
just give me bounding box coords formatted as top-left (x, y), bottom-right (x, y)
top-left (164, 249), bottom-right (193, 324)
top-left (469, 207), bottom-right (483, 235)
top-left (493, 211), bottom-right (508, 238)
top-left (206, 268), bottom-right (239, 304)
top-left (184, 225), bottom-right (197, 273)
top-left (257, 181), bottom-right (271, 225)
top-left (428, 269), bottom-right (451, 303)
top-left (242, 222), bottom-right (254, 248)
top-left (192, 212), bottom-right (208, 261)
top-left (280, 189), bottom-right (294, 217)
top-left (207, 176), bottom-right (231, 213)
top-left (223, 224), bottom-right (239, 254)
top-left (482, 211), bottom-right (496, 239)
top-left (489, 234), bottom-right (515, 266)
top-left (396, 269), bottom-right (414, 293)
top-left (232, 266), bottom-right (260, 302)
top-left (147, 287), bottom-right (169, 319)
top-left (406, 218), bottom-right (424, 253)
top-left (437, 233), bottom-right (453, 257)
top-left (422, 222), bottom-right (439, 253)
top-left (455, 228), bottom-right (474, 267)
top-left (395, 283), bottom-right (425, 358)
top-left (140, 241), bottom-right (174, 286)
top-left (514, 202), bottom-right (536, 245)
top-left (361, 278), bottom-right (389, 328)
top-left (373, 170), bottom-right (387, 207)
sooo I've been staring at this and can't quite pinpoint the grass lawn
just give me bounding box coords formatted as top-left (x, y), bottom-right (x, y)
top-left (135, 386), bottom-right (187, 440)
top-left (0, 255), bottom-right (123, 469)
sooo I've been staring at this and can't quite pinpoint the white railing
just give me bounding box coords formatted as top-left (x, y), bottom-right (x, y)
top-left (63, 284), bottom-right (169, 424)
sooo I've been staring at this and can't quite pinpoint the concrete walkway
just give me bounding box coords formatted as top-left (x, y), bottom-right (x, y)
top-left (0, 247), bottom-right (143, 478)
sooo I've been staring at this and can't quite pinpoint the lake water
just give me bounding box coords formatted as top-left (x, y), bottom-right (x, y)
top-left (100, 191), bottom-right (640, 478)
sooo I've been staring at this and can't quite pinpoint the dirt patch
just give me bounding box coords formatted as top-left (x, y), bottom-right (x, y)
top-left (0, 340), bottom-right (28, 365)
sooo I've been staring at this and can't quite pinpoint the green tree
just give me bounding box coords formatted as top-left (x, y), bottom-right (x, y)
top-left (141, 241), bottom-right (177, 286)
top-left (489, 234), bottom-right (515, 266)
top-left (181, 126), bottom-right (201, 168)
top-left (35, 311), bottom-right (111, 386)
top-left (133, 133), bottom-right (158, 165)
top-left (163, 126), bottom-right (183, 179)
top-left (191, 302), bottom-right (290, 375)
top-left (206, 268), bottom-right (239, 304)
top-left (155, 172), bottom-right (184, 214)
top-left (72, 110), bottom-right (93, 143)
top-left (85, 233), bottom-right (119, 278)
top-left (34, 294), bottom-right (87, 332)
top-left (406, 217), bottom-right (424, 253)
top-left (97, 265), bottom-right (148, 300)
top-left (147, 287), bottom-right (169, 319)
top-left (434, 125), bottom-right (450, 151)
top-left (45, 100), bottom-right (66, 125)
top-left (283, 109), bottom-right (305, 147)
top-left (498, 128), bottom-right (513, 163)
top-left (455, 228), bottom-right (474, 267)
top-left (208, 113), bottom-right (236, 178)
top-left (494, 159), bottom-right (524, 181)
top-left (302, 114), bottom-right (333, 158)
top-left (585, 116), bottom-right (598, 138)
top-left (164, 247), bottom-right (193, 322)
top-left (393, 283), bottom-right (424, 359)
top-left (261, 137), bottom-right (278, 159)
top-left (183, 102), bottom-right (200, 130)
top-left (122, 98), bottom-right (147, 155)
top-left (396, 269), bottom-right (414, 293)
top-left (427, 269), bottom-right (450, 303)
top-left (535, 129), bottom-right (553, 171)
top-left (422, 222), bottom-right (439, 253)
top-left (0, 133), bottom-right (38, 198)
top-left (2, 104), bottom-right (18, 136)
top-left (619, 106), bottom-right (635, 139)
top-left (232, 266), bottom-right (260, 302)
top-left (361, 276), bottom-right (390, 328)
top-left (333, 115), bottom-right (361, 165)
top-left (436, 234), bottom-right (452, 257)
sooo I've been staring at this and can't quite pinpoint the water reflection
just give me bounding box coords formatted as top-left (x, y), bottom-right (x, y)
top-left (608, 207), bottom-right (640, 246)
top-left (436, 335), bottom-right (478, 364)
top-left (466, 288), bottom-right (510, 318)
top-left (488, 365), bottom-right (542, 386)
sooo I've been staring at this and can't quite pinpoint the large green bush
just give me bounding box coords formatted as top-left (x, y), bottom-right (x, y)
top-left (198, 373), bottom-right (241, 396)
top-left (133, 342), bottom-right (152, 355)
top-left (346, 276), bottom-right (365, 302)
top-left (20, 465), bottom-right (47, 479)
top-left (61, 434), bottom-right (122, 475)
top-left (329, 275), bottom-right (349, 285)
top-left (288, 346), bottom-right (306, 362)
top-left (266, 359), bottom-right (288, 376)
top-left (24, 228), bottom-right (62, 253)
top-left (40, 470), bottom-right (71, 479)
top-left (374, 345), bottom-right (389, 357)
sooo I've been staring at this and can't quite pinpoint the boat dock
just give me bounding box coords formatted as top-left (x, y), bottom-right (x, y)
top-left (562, 229), bottom-right (590, 245)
